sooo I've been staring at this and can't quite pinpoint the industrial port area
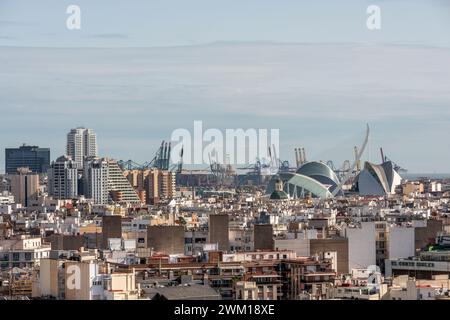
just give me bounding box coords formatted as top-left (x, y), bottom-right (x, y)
top-left (1, 126), bottom-right (450, 303)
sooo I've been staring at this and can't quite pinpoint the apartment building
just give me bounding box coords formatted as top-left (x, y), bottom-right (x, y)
top-left (0, 236), bottom-right (51, 270)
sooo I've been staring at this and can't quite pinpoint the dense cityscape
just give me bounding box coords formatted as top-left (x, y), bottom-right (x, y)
top-left (1, 3), bottom-right (449, 320)
top-left (1, 126), bottom-right (449, 301)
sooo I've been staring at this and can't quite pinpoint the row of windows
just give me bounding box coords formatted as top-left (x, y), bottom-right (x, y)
top-left (391, 261), bottom-right (435, 268)
top-left (2, 251), bottom-right (48, 261)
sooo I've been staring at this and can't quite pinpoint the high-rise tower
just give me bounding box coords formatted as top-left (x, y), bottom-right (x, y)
top-left (66, 127), bottom-right (98, 168)
top-left (48, 155), bottom-right (79, 200)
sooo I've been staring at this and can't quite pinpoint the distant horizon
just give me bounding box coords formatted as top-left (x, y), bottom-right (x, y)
top-left (2, 131), bottom-right (450, 176)
top-left (1, 1), bottom-right (449, 173)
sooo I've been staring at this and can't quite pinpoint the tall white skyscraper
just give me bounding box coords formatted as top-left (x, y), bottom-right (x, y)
top-left (66, 127), bottom-right (98, 168)
top-left (48, 155), bottom-right (79, 200)
top-left (83, 157), bottom-right (109, 205)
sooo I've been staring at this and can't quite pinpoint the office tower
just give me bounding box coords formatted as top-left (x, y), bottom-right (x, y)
top-left (5, 144), bottom-right (50, 174)
top-left (84, 157), bottom-right (140, 205)
top-left (48, 155), bottom-right (79, 200)
top-left (9, 167), bottom-right (39, 207)
top-left (208, 214), bottom-right (230, 251)
top-left (66, 128), bottom-right (98, 168)
top-left (83, 157), bottom-right (109, 205)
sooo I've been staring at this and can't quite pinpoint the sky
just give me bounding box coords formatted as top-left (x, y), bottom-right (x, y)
top-left (0, 0), bottom-right (450, 173)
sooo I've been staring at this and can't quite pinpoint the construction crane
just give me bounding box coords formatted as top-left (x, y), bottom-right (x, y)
top-left (326, 159), bottom-right (352, 180)
top-left (140, 140), bottom-right (172, 170)
top-left (267, 145), bottom-right (289, 174)
top-left (326, 160), bottom-right (336, 171)
top-left (118, 140), bottom-right (173, 171)
top-left (294, 147), bottom-right (307, 168)
top-left (208, 152), bottom-right (235, 186)
top-left (177, 146), bottom-right (184, 173)
top-left (153, 141), bottom-right (171, 170)
top-left (117, 160), bottom-right (145, 171)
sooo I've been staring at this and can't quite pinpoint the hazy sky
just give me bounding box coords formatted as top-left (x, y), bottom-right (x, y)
top-left (1, 0), bottom-right (449, 173)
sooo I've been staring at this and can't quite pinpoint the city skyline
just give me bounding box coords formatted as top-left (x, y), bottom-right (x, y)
top-left (1, 1), bottom-right (450, 306)
top-left (1, 118), bottom-right (449, 175)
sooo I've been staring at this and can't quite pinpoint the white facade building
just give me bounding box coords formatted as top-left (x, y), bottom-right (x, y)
top-left (343, 222), bottom-right (376, 270)
top-left (83, 157), bottom-right (109, 205)
top-left (83, 158), bottom-right (140, 205)
top-left (48, 155), bottom-right (79, 200)
top-left (388, 225), bottom-right (415, 260)
top-left (66, 127), bottom-right (98, 168)
top-left (0, 236), bottom-right (51, 270)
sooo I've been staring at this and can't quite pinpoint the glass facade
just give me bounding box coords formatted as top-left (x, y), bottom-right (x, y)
top-left (5, 145), bottom-right (50, 174)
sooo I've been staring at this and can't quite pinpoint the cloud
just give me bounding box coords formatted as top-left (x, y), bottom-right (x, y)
top-left (0, 42), bottom-right (449, 172)
top-left (85, 33), bottom-right (129, 39)
top-left (0, 20), bottom-right (35, 26)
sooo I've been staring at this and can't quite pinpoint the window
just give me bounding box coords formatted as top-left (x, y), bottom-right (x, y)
top-left (25, 253), bottom-right (32, 261)
top-left (12, 253), bottom-right (20, 261)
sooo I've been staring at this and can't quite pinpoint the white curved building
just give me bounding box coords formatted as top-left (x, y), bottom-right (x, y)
top-left (353, 161), bottom-right (402, 196)
top-left (266, 161), bottom-right (339, 199)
